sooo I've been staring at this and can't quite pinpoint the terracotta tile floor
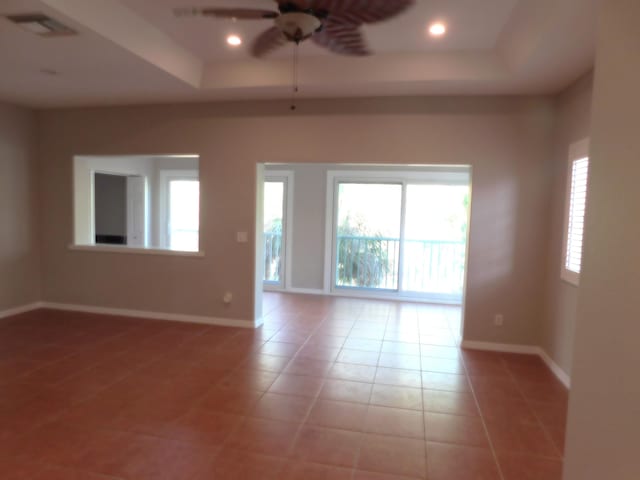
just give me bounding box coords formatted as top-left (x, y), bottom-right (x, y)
top-left (0, 293), bottom-right (568, 479)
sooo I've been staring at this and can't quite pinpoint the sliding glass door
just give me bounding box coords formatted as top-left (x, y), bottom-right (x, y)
top-left (330, 172), bottom-right (469, 303)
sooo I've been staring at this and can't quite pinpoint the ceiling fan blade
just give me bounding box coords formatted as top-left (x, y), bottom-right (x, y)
top-left (252, 26), bottom-right (288, 57)
top-left (173, 7), bottom-right (279, 19)
top-left (312, 22), bottom-right (369, 56)
top-left (275, 0), bottom-right (312, 8)
top-left (311, 0), bottom-right (413, 24)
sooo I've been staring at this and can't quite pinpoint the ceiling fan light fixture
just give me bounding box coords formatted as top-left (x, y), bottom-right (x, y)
top-left (226, 34), bottom-right (242, 46)
top-left (275, 12), bottom-right (322, 43)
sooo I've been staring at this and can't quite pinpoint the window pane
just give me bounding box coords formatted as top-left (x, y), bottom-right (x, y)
top-left (566, 157), bottom-right (589, 273)
top-left (264, 181), bottom-right (285, 283)
top-left (169, 180), bottom-right (199, 252)
top-left (403, 184), bottom-right (469, 296)
top-left (336, 183), bottom-right (402, 290)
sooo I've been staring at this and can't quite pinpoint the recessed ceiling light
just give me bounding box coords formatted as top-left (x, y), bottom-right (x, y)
top-left (226, 35), bottom-right (242, 46)
top-left (429, 22), bottom-right (447, 37)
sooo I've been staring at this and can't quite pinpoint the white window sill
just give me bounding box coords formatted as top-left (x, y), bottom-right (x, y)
top-left (68, 244), bottom-right (205, 257)
top-left (561, 269), bottom-right (580, 287)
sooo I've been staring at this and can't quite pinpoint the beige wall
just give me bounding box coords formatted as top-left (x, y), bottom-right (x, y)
top-left (37, 96), bottom-right (555, 342)
top-left (541, 73), bottom-right (593, 377)
top-left (0, 102), bottom-right (40, 312)
top-left (564, 1), bottom-right (640, 478)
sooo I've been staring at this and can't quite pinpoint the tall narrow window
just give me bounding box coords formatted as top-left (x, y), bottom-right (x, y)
top-left (159, 169), bottom-right (200, 252)
top-left (562, 139), bottom-right (590, 285)
top-left (263, 180), bottom-right (285, 286)
top-left (263, 172), bottom-right (293, 289)
top-left (168, 179), bottom-right (199, 252)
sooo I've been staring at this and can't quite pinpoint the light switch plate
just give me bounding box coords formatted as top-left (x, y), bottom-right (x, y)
top-left (236, 231), bottom-right (248, 243)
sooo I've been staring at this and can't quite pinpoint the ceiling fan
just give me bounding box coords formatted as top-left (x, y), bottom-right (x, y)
top-left (174, 0), bottom-right (415, 57)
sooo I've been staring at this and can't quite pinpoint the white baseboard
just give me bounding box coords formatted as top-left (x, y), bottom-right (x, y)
top-left (0, 302), bottom-right (43, 320)
top-left (285, 287), bottom-right (327, 295)
top-left (460, 340), bottom-right (571, 389)
top-left (538, 348), bottom-right (571, 389)
top-left (40, 302), bottom-right (257, 329)
top-left (461, 340), bottom-right (540, 355)
top-left (276, 288), bottom-right (462, 306)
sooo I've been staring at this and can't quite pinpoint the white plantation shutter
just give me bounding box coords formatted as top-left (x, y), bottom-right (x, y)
top-left (565, 157), bottom-right (589, 273)
top-left (562, 139), bottom-right (590, 285)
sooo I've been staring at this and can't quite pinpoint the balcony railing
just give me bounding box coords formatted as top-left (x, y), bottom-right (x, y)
top-left (336, 235), bottom-right (466, 297)
top-left (264, 232), bottom-right (466, 298)
top-left (264, 232), bottom-right (283, 283)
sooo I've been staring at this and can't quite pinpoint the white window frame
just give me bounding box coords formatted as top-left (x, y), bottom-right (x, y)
top-left (561, 138), bottom-right (590, 286)
top-left (263, 171), bottom-right (294, 291)
top-left (159, 169), bottom-right (200, 252)
top-left (323, 167), bottom-right (471, 304)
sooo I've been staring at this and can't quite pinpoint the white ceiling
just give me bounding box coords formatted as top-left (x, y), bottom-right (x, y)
top-left (121, 0), bottom-right (521, 59)
top-left (0, 0), bottom-right (599, 108)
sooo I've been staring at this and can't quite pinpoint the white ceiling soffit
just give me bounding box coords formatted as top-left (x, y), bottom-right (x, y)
top-left (39, 0), bottom-right (203, 86)
top-left (0, 0), bottom-right (598, 107)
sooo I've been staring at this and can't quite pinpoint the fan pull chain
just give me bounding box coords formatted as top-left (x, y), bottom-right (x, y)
top-left (290, 42), bottom-right (300, 111)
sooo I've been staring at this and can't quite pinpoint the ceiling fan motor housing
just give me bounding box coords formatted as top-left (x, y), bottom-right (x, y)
top-left (275, 12), bottom-right (323, 43)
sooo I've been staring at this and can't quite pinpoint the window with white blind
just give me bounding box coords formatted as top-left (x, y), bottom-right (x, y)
top-left (561, 139), bottom-right (590, 286)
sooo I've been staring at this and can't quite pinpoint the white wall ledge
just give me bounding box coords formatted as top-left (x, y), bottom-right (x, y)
top-left (68, 244), bottom-right (204, 257)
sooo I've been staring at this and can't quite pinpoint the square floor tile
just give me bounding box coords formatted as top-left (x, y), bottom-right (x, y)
top-left (424, 413), bottom-right (489, 448)
top-left (268, 374), bottom-right (325, 398)
top-left (378, 353), bottom-right (422, 371)
top-left (421, 357), bottom-right (464, 375)
top-left (192, 448), bottom-right (284, 480)
top-left (484, 420), bottom-right (560, 457)
top-left (281, 462), bottom-right (353, 480)
top-left (364, 406), bottom-right (425, 439)
top-left (252, 393), bottom-right (315, 423)
top-left (370, 384), bottom-right (423, 410)
top-left (423, 390), bottom-right (479, 417)
top-left (328, 363), bottom-right (377, 383)
top-left (225, 418), bottom-right (300, 456)
top-left (344, 338), bottom-right (383, 352)
top-left (498, 452), bottom-right (563, 480)
top-left (375, 367), bottom-right (422, 388)
top-left (476, 395), bottom-right (538, 425)
top-left (242, 354), bottom-right (292, 373)
top-left (218, 369), bottom-right (279, 392)
top-left (337, 349), bottom-right (380, 366)
top-left (426, 442), bottom-right (500, 480)
top-left (291, 426), bottom-right (362, 468)
top-left (320, 379), bottom-right (373, 404)
top-left (200, 387), bottom-right (263, 415)
top-left (381, 341), bottom-right (421, 356)
top-left (421, 372), bottom-right (470, 393)
top-left (284, 357), bottom-right (334, 377)
top-left (167, 408), bottom-right (244, 446)
top-left (358, 433), bottom-right (427, 478)
top-left (306, 399), bottom-right (368, 432)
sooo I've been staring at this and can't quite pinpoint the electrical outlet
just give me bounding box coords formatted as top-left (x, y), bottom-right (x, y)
top-left (494, 314), bottom-right (504, 327)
